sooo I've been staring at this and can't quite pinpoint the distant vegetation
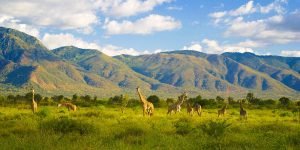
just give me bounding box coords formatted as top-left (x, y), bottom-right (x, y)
top-left (0, 92), bottom-right (299, 110)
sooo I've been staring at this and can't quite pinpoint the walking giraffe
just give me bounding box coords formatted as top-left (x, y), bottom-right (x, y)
top-left (136, 87), bottom-right (154, 116)
top-left (167, 92), bottom-right (187, 115)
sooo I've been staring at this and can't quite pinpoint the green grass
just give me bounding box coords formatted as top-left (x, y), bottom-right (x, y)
top-left (0, 106), bottom-right (300, 149)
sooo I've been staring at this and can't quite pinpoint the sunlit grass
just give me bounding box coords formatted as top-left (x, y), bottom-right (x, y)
top-left (0, 106), bottom-right (299, 149)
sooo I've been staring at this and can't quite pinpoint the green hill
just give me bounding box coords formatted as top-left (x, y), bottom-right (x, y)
top-left (0, 27), bottom-right (299, 99)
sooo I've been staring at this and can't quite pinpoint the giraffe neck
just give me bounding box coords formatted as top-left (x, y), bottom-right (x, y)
top-left (137, 89), bottom-right (146, 104)
top-left (240, 103), bottom-right (244, 110)
top-left (32, 92), bottom-right (35, 103)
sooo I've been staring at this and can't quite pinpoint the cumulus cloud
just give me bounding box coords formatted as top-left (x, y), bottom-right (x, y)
top-left (182, 39), bottom-right (254, 54)
top-left (182, 42), bottom-right (202, 51)
top-left (98, 0), bottom-right (172, 17)
top-left (167, 6), bottom-right (183, 11)
top-left (0, 15), bottom-right (40, 38)
top-left (224, 15), bottom-right (300, 45)
top-left (209, 0), bottom-right (287, 25)
top-left (280, 50), bottom-right (300, 57)
top-left (99, 45), bottom-right (151, 56)
top-left (103, 14), bottom-right (181, 35)
top-left (0, 0), bottom-right (99, 31)
top-left (42, 33), bottom-right (162, 56)
top-left (42, 33), bottom-right (100, 50)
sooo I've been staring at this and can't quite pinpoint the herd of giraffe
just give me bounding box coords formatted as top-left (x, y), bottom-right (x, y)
top-left (29, 87), bottom-right (247, 119)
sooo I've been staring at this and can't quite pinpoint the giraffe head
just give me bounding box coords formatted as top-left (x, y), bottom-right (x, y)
top-left (136, 86), bottom-right (140, 91)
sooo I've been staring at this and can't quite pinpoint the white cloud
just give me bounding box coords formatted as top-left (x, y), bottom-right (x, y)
top-left (202, 39), bottom-right (223, 53)
top-left (167, 6), bottom-right (183, 11)
top-left (0, 0), bottom-right (99, 31)
top-left (182, 42), bottom-right (202, 51)
top-left (103, 14), bottom-right (181, 35)
top-left (280, 50), bottom-right (300, 57)
top-left (259, 0), bottom-right (287, 14)
top-left (182, 39), bottom-right (254, 54)
top-left (209, 0), bottom-right (287, 25)
top-left (224, 15), bottom-right (300, 45)
top-left (228, 1), bottom-right (256, 16)
top-left (41, 33), bottom-right (161, 56)
top-left (98, 0), bottom-right (172, 17)
top-left (0, 15), bottom-right (40, 38)
top-left (99, 45), bottom-right (151, 56)
top-left (42, 33), bottom-right (100, 50)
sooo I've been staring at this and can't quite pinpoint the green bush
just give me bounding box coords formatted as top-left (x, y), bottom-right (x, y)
top-left (36, 107), bottom-right (51, 118)
top-left (40, 118), bottom-right (94, 135)
top-left (201, 120), bottom-right (231, 138)
top-left (174, 118), bottom-right (193, 135)
top-left (279, 112), bottom-right (291, 117)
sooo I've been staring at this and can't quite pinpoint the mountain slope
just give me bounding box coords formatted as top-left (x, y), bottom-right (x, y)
top-left (222, 52), bottom-right (300, 91)
top-left (0, 27), bottom-right (299, 98)
top-left (52, 46), bottom-right (177, 92)
top-left (116, 51), bottom-right (299, 98)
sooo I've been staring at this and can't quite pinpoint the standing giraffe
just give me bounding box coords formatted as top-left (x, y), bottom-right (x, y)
top-left (218, 104), bottom-right (227, 117)
top-left (239, 100), bottom-right (247, 120)
top-left (31, 88), bottom-right (37, 113)
top-left (186, 101), bottom-right (202, 116)
top-left (136, 87), bottom-right (154, 116)
top-left (58, 102), bottom-right (77, 111)
top-left (167, 92), bottom-right (187, 115)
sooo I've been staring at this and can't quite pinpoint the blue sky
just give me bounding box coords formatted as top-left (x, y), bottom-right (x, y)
top-left (0, 0), bottom-right (299, 56)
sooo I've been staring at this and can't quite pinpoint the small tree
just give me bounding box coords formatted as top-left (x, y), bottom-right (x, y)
top-left (279, 97), bottom-right (290, 106)
top-left (216, 96), bottom-right (224, 103)
top-left (147, 95), bottom-right (160, 107)
top-left (246, 92), bottom-right (254, 103)
top-left (120, 95), bottom-right (129, 113)
top-left (166, 98), bottom-right (175, 105)
top-left (72, 94), bottom-right (78, 101)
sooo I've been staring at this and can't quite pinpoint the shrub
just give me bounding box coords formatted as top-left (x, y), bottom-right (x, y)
top-left (147, 95), bottom-right (160, 107)
top-left (279, 112), bottom-right (291, 117)
top-left (201, 120), bottom-right (231, 138)
top-left (36, 107), bottom-right (51, 118)
top-left (279, 97), bottom-right (290, 106)
top-left (84, 111), bottom-right (101, 117)
top-left (40, 118), bottom-right (94, 135)
top-left (174, 118), bottom-right (193, 135)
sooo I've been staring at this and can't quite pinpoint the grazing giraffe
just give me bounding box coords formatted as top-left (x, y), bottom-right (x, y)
top-left (58, 102), bottom-right (77, 111)
top-left (167, 92), bottom-right (187, 115)
top-left (218, 104), bottom-right (227, 117)
top-left (187, 101), bottom-right (202, 116)
top-left (239, 100), bottom-right (247, 120)
top-left (136, 87), bottom-right (154, 116)
top-left (31, 88), bottom-right (37, 113)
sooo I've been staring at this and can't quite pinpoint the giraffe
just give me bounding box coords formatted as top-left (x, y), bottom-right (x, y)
top-left (193, 103), bottom-right (202, 116)
top-left (31, 88), bottom-right (37, 113)
top-left (167, 92), bottom-right (187, 115)
top-left (186, 101), bottom-right (193, 116)
top-left (136, 87), bottom-right (154, 116)
top-left (58, 102), bottom-right (77, 111)
top-left (218, 104), bottom-right (227, 117)
top-left (187, 101), bottom-right (202, 116)
top-left (239, 100), bottom-right (247, 120)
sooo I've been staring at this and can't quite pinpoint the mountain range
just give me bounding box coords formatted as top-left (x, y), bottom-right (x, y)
top-left (0, 27), bottom-right (299, 99)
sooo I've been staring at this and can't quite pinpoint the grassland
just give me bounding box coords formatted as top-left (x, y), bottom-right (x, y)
top-left (0, 104), bottom-right (300, 150)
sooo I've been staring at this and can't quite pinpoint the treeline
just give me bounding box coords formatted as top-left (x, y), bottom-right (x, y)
top-left (0, 92), bottom-right (299, 110)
